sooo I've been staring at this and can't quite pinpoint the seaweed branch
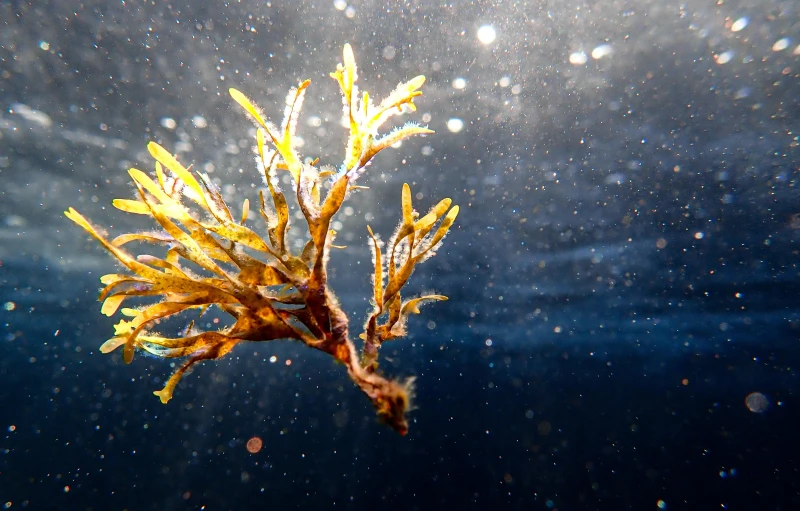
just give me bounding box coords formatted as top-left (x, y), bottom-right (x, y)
top-left (65, 44), bottom-right (457, 435)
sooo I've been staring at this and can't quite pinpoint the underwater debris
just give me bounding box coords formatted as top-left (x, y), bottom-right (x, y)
top-left (65, 44), bottom-right (458, 435)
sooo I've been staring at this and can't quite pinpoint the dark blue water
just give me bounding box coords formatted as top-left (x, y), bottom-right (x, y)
top-left (2, 0), bottom-right (799, 509)
top-left (3, 247), bottom-right (798, 510)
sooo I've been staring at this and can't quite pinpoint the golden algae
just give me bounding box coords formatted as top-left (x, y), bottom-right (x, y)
top-left (65, 44), bottom-right (458, 435)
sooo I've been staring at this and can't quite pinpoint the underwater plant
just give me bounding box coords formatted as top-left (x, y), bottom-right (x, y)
top-left (64, 44), bottom-right (458, 435)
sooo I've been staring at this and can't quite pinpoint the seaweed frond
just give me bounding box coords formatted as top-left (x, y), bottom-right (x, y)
top-left (330, 43), bottom-right (433, 179)
top-left (65, 44), bottom-right (457, 435)
top-left (361, 183), bottom-right (458, 370)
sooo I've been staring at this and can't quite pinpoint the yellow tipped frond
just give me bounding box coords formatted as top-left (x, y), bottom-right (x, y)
top-left (360, 124), bottom-right (434, 168)
top-left (370, 75), bottom-right (426, 129)
top-left (101, 295), bottom-right (126, 316)
top-left (155, 161), bottom-right (167, 191)
top-left (127, 168), bottom-right (173, 206)
top-left (240, 198), bottom-right (250, 224)
top-left (112, 199), bottom-right (151, 215)
top-left (147, 142), bottom-right (206, 207)
top-left (401, 295), bottom-right (447, 316)
top-left (367, 225), bottom-right (384, 309)
top-left (200, 219), bottom-right (274, 255)
top-left (332, 47), bottom-right (431, 175)
top-left (330, 43), bottom-right (358, 101)
top-left (111, 232), bottom-right (173, 247)
top-left (414, 197), bottom-right (452, 238)
top-left (100, 273), bottom-right (129, 285)
top-left (229, 88), bottom-right (268, 129)
top-left (421, 205), bottom-right (459, 254)
top-left (99, 337), bottom-right (126, 354)
top-left (153, 384), bottom-right (176, 404)
top-left (113, 319), bottom-right (135, 336)
top-left (281, 80), bottom-right (311, 141)
top-left (401, 183), bottom-right (413, 225)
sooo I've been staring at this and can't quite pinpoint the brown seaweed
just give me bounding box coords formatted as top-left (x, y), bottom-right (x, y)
top-left (65, 44), bottom-right (458, 435)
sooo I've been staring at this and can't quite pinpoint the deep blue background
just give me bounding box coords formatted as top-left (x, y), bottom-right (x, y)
top-left (1, 0), bottom-right (798, 509)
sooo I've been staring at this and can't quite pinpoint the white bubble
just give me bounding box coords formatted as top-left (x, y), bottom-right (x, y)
top-left (591, 44), bottom-right (613, 60)
top-left (382, 45), bottom-right (396, 60)
top-left (477, 25), bottom-right (496, 45)
top-left (731, 17), bottom-right (748, 32)
top-left (333, 0), bottom-right (346, 11)
top-left (446, 118), bottom-right (464, 133)
top-left (569, 51), bottom-right (588, 65)
top-left (191, 115), bottom-right (208, 128)
top-left (174, 141), bottom-right (192, 153)
top-left (745, 392), bottom-right (768, 413)
top-left (452, 77), bottom-right (467, 90)
top-left (498, 76), bottom-right (511, 88)
top-left (772, 37), bottom-right (790, 52)
top-left (160, 117), bottom-right (177, 130)
top-left (715, 51), bottom-right (734, 64)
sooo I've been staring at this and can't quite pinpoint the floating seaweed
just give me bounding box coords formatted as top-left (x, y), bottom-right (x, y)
top-left (65, 44), bottom-right (458, 435)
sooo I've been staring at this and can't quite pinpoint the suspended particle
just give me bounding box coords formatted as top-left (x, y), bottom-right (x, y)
top-left (477, 25), bottom-right (496, 45)
top-left (745, 392), bottom-right (768, 413)
top-left (731, 17), bottom-right (748, 32)
top-left (446, 118), bottom-right (464, 133)
top-left (569, 51), bottom-right (588, 65)
top-left (246, 436), bottom-right (264, 453)
top-left (772, 38), bottom-right (790, 52)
